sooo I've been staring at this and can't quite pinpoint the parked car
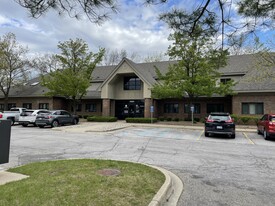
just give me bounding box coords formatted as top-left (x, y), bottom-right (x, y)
top-left (205, 112), bottom-right (235, 138)
top-left (0, 108), bottom-right (27, 125)
top-left (18, 109), bottom-right (50, 127)
top-left (35, 110), bottom-right (79, 128)
top-left (257, 114), bottom-right (275, 140)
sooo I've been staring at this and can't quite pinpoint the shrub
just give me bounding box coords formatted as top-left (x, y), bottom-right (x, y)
top-left (125, 118), bottom-right (158, 123)
top-left (158, 117), bottom-right (165, 121)
top-left (166, 117), bottom-right (172, 121)
top-left (83, 115), bottom-right (89, 119)
top-left (87, 116), bottom-right (117, 122)
top-left (173, 117), bottom-right (180, 121)
top-left (194, 117), bottom-right (200, 122)
top-left (240, 116), bottom-right (250, 125)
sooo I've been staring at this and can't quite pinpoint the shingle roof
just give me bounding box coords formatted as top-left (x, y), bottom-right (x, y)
top-left (1, 54), bottom-right (274, 99)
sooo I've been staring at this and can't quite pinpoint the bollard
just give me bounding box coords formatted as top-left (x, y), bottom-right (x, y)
top-left (0, 120), bottom-right (11, 164)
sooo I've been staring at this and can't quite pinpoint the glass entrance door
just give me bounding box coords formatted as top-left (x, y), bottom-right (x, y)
top-left (115, 100), bottom-right (144, 120)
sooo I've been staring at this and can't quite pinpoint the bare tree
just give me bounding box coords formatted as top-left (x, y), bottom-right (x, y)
top-left (102, 49), bottom-right (139, 65)
top-left (0, 33), bottom-right (30, 110)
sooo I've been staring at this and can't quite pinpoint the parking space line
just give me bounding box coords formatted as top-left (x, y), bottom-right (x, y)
top-left (197, 130), bottom-right (204, 141)
top-left (243, 132), bottom-right (255, 145)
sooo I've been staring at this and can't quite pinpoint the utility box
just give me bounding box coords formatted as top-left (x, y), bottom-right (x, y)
top-left (0, 120), bottom-right (11, 164)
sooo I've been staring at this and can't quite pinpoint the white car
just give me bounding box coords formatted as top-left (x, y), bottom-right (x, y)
top-left (18, 109), bottom-right (51, 127)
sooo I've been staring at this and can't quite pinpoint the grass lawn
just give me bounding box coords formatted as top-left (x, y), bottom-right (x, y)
top-left (0, 159), bottom-right (165, 206)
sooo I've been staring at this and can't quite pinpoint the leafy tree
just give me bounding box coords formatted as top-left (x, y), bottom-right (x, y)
top-left (15, 0), bottom-right (118, 24)
top-left (0, 33), bottom-right (30, 110)
top-left (41, 38), bottom-right (105, 113)
top-left (152, 27), bottom-right (235, 116)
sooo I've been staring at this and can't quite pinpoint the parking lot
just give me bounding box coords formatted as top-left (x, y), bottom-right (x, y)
top-left (2, 124), bottom-right (275, 206)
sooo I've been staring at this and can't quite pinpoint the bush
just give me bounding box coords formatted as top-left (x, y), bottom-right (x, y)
top-left (173, 117), bottom-right (180, 121)
top-left (158, 117), bottom-right (165, 121)
top-left (166, 117), bottom-right (172, 121)
top-left (83, 115), bottom-right (89, 119)
top-left (125, 118), bottom-right (158, 123)
top-left (87, 116), bottom-right (117, 122)
top-left (194, 117), bottom-right (200, 122)
top-left (231, 114), bottom-right (261, 125)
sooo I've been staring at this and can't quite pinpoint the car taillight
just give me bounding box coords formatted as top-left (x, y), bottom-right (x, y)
top-left (206, 119), bottom-right (214, 123)
top-left (225, 119), bottom-right (233, 123)
top-left (269, 121), bottom-right (275, 125)
top-left (0, 114), bottom-right (2, 118)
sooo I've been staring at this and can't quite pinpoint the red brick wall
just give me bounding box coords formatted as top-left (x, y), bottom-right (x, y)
top-left (232, 93), bottom-right (275, 114)
top-left (0, 97), bottom-right (54, 109)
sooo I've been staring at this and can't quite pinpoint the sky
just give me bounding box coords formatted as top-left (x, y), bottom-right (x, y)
top-left (0, 0), bottom-right (179, 60)
top-left (0, 0), bottom-right (274, 62)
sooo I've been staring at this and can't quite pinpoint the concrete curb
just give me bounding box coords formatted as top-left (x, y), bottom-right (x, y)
top-left (148, 165), bottom-right (183, 206)
top-left (0, 171), bottom-right (29, 186)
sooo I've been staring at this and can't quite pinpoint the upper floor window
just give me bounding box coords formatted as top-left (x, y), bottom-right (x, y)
top-left (220, 78), bottom-right (231, 84)
top-left (242, 103), bottom-right (263, 115)
top-left (124, 77), bottom-right (141, 90)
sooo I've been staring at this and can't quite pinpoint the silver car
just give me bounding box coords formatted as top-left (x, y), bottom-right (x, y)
top-left (35, 110), bottom-right (79, 128)
top-left (18, 109), bottom-right (50, 127)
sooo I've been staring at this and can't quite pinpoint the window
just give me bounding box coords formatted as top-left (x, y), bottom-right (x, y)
top-left (0, 104), bottom-right (4, 111)
top-left (207, 104), bottom-right (224, 113)
top-left (124, 77), bottom-right (141, 90)
top-left (23, 103), bottom-right (32, 109)
top-left (184, 103), bottom-right (201, 114)
top-left (71, 104), bottom-right (82, 112)
top-left (8, 103), bottom-right (16, 110)
top-left (164, 103), bottom-right (179, 113)
top-left (86, 103), bottom-right (96, 112)
top-left (220, 78), bottom-right (231, 84)
top-left (242, 103), bottom-right (263, 115)
top-left (39, 103), bottom-right (49, 109)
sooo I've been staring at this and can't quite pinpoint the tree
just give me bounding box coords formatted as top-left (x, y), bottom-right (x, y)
top-left (102, 49), bottom-right (139, 66)
top-left (0, 33), bottom-right (30, 110)
top-left (143, 52), bottom-right (167, 63)
top-left (151, 27), bottom-right (235, 117)
top-left (149, 0), bottom-right (275, 48)
top-left (41, 38), bottom-right (105, 113)
top-left (16, 0), bottom-right (118, 24)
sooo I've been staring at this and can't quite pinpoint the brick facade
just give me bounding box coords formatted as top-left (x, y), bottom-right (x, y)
top-left (232, 93), bottom-right (275, 115)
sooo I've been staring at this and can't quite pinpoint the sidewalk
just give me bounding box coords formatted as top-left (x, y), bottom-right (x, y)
top-left (53, 120), bottom-right (257, 133)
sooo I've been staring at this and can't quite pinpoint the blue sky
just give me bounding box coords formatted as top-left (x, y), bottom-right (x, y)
top-left (0, 0), bottom-right (274, 60)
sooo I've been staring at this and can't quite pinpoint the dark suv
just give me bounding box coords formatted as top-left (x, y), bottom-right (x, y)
top-left (205, 112), bottom-right (235, 138)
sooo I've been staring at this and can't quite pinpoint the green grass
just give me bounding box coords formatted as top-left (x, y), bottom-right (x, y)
top-left (0, 159), bottom-right (165, 206)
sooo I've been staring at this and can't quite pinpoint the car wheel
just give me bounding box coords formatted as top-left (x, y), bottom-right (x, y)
top-left (231, 134), bottom-right (236, 139)
top-left (22, 123), bottom-right (28, 127)
top-left (205, 132), bottom-right (209, 137)
top-left (38, 125), bottom-right (44, 128)
top-left (257, 129), bottom-right (261, 135)
top-left (51, 120), bottom-right (59, 128)
top-left (73, 118), bottom-right (78, 125)
top-left (8, 118), bottom-right (15, 126)
top-left (264, 129), bottom-right (270, 140)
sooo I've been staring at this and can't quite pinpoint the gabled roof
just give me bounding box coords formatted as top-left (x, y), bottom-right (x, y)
top-left (1, 54), bottom-right (275, 99)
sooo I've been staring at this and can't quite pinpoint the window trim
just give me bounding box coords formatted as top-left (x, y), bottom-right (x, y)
top-left (242, 102), bottom-right (264, 115)
top-left (124, 76), bottom-right (141, 90)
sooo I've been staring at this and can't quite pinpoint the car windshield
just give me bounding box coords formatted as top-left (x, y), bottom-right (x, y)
top-left (209, 115), bottom-right (230, 121)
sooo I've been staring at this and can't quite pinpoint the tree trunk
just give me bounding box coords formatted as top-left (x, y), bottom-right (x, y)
top-left (4, 94), bottom-right (9, 111)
